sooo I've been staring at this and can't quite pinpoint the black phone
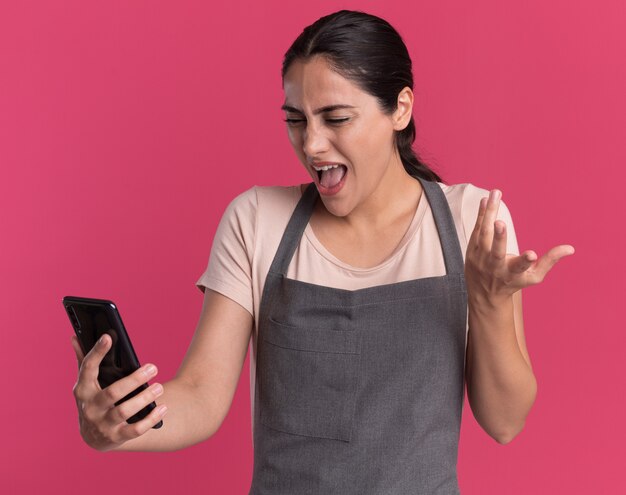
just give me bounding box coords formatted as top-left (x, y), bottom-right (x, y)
top-left (63, 296), bottom-right (163, 429)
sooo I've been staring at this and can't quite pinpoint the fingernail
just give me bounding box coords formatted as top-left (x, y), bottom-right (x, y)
top-left (490, 190), bottom-right (501, 201)
top-left (152, 383), bottom-right (163, 396)
top-left (98, 335), bottom-right (106, 345)
top-left (495, 223), bottom-right (504, 234)
top-left (144, 364), bottom-right (157, 377)
top-left (157, 404), bottom-right (168, 416)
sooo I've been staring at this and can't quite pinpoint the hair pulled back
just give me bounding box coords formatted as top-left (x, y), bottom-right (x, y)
top-left (282, 10), bottom-right (442, 183)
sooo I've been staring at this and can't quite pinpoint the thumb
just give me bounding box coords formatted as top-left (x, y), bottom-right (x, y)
top-left (70, 335), bottom-right (85, 368)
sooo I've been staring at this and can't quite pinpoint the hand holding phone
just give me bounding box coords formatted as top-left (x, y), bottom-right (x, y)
top-left (65, 296), bottom-right (167, 451)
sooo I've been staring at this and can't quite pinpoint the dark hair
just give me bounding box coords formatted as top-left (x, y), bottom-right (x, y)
top-left (282, 10), bottom-right (442, 183)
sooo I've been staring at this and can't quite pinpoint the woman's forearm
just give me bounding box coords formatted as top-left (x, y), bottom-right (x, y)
top-left (112, 377), bottom-right (219, 452)
top-left (465, 294), bottom-right (537, 444)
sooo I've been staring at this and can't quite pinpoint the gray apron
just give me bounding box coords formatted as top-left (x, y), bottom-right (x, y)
top-left (250, 175), bottom-right (467, 494)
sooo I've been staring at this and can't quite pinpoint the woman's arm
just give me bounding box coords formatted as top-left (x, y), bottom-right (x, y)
top-left (71, 289), bottom-right (253, 452)
top-left (463, 189), bottom-right (574, 444)
top-left (465, 289), bottom-right (536, 444)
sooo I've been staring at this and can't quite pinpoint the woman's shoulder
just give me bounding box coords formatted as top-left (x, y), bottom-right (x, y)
top-left (437, 181), bottom-right (490, 206)
top-left (209, 184), bottom-right (303, 270)
top-left (218, 185), bottom-right (305, 248)
top-left (254, 184), bottom-right (303, 208)
top-left (437, 181), bottom-right (513, 214)
top-left (223, 184), bottom-right (301, 217)
top-left (436, 181), bottom-right (518, 254)
top-left (437, 181), bottom-right (507, 218)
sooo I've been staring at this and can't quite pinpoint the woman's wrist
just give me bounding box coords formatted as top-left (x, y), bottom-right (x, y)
top-left (467, 287), bottom-right (515, 316)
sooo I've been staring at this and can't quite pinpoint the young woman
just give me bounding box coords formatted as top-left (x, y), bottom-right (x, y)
top-left (70, 10), bottom-right (574, 494)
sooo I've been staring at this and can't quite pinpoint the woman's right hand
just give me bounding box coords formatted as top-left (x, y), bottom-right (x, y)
top-left (70, 334), bottom-right (168, 451)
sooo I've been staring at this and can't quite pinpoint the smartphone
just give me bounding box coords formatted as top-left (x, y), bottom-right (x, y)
top-left (63, 296), bottom-right (163, 429)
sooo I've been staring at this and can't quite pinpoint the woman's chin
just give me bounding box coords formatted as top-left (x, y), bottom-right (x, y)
top-left (319, 197), bottom-right (353, 218)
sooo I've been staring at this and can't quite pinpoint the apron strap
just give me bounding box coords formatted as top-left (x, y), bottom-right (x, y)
top-left (269, 177), bottom-right (465, 276)
top-left (418, 178), bottom-right (465, 276)
top-left (268, 183), bottom-right (318, 276)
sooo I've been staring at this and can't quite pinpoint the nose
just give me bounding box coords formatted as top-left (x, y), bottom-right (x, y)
top-left (302, 121), bottom-right (329, 158)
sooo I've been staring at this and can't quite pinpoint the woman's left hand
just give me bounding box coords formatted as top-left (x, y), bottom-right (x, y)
top-left (464, 189), bottom-right (575, 306)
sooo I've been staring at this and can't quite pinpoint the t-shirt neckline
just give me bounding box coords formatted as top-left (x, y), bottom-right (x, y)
top-left (293, 184), bottom-right (429, 273)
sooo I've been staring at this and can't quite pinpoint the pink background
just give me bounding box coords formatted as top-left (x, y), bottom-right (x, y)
top-left (1, 0), bottom-right (623, 493)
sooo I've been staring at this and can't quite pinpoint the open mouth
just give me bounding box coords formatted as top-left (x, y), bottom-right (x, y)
top-left (313, 164), bottom-right (347, 189)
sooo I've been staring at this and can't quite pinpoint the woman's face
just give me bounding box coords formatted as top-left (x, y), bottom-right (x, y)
top-left (282, 56), bottom-right (406, 218)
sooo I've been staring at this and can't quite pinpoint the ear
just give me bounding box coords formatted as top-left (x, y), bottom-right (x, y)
top-left (392, 87), bottom-right (414, 131)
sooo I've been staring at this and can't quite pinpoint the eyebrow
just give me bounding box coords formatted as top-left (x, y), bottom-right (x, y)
top-left (281, 104), bottom-right (357, 115)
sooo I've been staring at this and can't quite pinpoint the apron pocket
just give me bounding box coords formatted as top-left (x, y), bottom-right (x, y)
top-left (259, 318), bottom-right (361, 442)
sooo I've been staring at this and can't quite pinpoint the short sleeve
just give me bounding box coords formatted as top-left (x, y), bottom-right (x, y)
top-left (195, 187), bottom-right (257, 316)
top-left (460, 184), bottom-right (520, 256)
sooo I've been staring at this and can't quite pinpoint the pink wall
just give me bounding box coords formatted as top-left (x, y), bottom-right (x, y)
top-left (1, 0), bottom-right (623, 493)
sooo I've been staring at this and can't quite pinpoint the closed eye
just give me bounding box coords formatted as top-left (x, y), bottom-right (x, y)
top-left (283, 117), bottom-right (350, 126)
top-left (326, 118), bottom-right (350, 124)
top-left (283, 118), bottom-right (305, 125)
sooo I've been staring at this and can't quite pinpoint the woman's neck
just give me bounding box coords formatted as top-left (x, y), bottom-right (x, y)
top-left (330, 155), bottom-right (423, 234)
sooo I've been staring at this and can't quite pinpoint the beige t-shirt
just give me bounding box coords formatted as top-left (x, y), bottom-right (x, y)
top-left (195, 182), bottom-right (519, 413)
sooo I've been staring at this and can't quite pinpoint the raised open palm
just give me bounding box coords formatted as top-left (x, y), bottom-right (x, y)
top-left (464, 189), bottom-right (575, 304)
